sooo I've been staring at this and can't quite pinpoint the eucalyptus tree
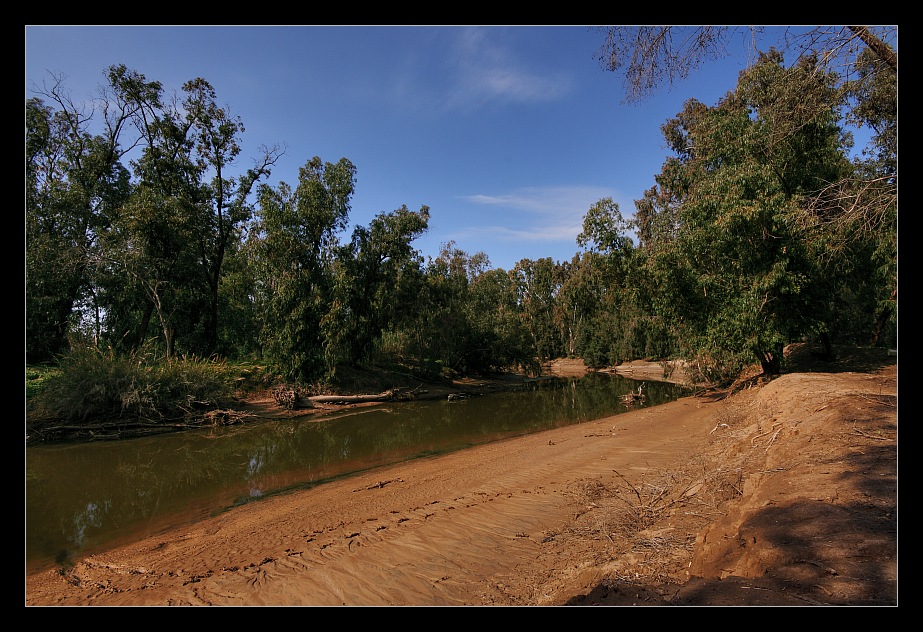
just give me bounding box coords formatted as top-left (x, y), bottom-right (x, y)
top-left (26, 74), bottom-right (136, 362)
top-left (180, 78), bottom-right (284, 355)
top-left (467, 266), bottom-right (536, 374)
top-left (556, 252), bottom-right (608, 367)
top-left (27, 65), bottom-right (282, 361)
top-left (326, 205), bottom-right (430, 372)
top-left (251, 156), bottom-right (356, 382)
top-left (819, 46), bottom-right (897, 347)
top-left (96, 66), bottom-right (207, 358)
top-left (571, 199), bottom-right (633, 366)
top-left (595, 25), bottom-right (897, 355)
top-left (395, 242), bottom-right (483, 375)
top-left (594, 26), bottom-right (896, 105)
top-left (647, 51), bottom-right (853, 379)
top-left (98, 189), bottom-right (205, 359)
top-left (215, 236), bottom-right (262, 360)
top-left (512, 257), bottom-right (566, 365)
top-left (569, 197), bottom-right (672, 366)
top-left (97, 68), bottom-right (282, 359)
top-left (122, 71), bottom-right (283, 355)
top-left (633, 183), bottom-right (682, 251)
top-left (408, 242), bottom-right (520, 375)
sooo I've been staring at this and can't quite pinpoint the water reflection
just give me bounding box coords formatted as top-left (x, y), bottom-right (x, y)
top-left (25, 373), bottom-right (688, 573)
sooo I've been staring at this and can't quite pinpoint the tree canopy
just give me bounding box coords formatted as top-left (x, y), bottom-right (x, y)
top-left (27, 27), bottom-right (896, 385)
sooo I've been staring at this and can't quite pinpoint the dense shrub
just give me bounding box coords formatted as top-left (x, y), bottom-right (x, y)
top-left (29, 345), bottom-right (235, 423)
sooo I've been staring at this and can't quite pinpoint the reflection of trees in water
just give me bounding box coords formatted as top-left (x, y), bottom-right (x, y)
top-left (488, 374), bottom-right (689, 430)
top-left (70, 499), bottom-right (110, 547)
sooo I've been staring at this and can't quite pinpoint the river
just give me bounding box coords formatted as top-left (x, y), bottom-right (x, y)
top-left (25, 372), bottom-right (689, 574)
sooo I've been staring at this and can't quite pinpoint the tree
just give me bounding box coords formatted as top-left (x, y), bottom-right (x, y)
top-left (512, 257), bottom-right (565, 365)
top-left (567, 197), bottom-right (668, 367)
top-left (412, 242), bottom-right (525, 375)
top-left (98, 188), bottom-right (203, 359)
top-left (467, 267), bottom-right (535, 374)
top-left (27, 66), bottom-right (283, 362)
top-left (556, 252), bottom-right (608, 365)
top-left (180, 78), bottom-right (284, 354)
top-left (648, 52), bottom-right (854, 378)
top-left (411, 242), bottom-right (482, 373)
top-left (251, 157), bottom-right (356, 382)
top-left (825, 46), bottom-right (897, 346)
top-left (26, 73), bottom-right (136, 361)
top-left (215, 235), bottom-right (262, 360)
top-left (327, 205), bottom-right (430, 371)
top-left (631, 185), bottom-right (680, 251)
top-left (122, 72), bottom-right (282, 356)
top-left (577, 197), bottom-right (634, 256)
top-left (596, 25), bottom-right (897, 362)
top-left (595, 26), bottom-right (744, 105)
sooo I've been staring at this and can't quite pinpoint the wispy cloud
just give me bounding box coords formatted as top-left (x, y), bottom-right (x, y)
top-left (459, 222), bottom-right (585, 243)
top-left (380, 27), bottom-right (572, 116)
top-left (440, 27), bottom-right (573, 113)
top-left (457, 185), bottom-right (619, 243)
top-left (464, 185), bottom-right (616, 215)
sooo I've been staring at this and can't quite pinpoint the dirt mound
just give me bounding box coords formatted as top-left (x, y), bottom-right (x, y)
top-left (568, 353), bottom-right (897, 606)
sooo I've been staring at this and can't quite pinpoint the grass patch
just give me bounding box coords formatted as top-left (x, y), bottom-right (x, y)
top-left (26, 364), bottom-right (60, 401)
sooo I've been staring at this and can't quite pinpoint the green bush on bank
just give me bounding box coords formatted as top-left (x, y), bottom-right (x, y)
top-left (28, 345), bottom-right (238, 424)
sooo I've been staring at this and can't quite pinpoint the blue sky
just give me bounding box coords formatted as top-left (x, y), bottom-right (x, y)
top-left (27, 25), bottom-right (801, 271)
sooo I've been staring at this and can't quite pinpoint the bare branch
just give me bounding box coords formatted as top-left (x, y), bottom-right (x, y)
top-left (597, 26), bottom-right (897, 104)
top-left (596, 26), bottom-right (751, 104)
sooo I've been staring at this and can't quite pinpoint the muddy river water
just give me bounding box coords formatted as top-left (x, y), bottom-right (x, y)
top-left (25, 373), bottom-right (689, 573)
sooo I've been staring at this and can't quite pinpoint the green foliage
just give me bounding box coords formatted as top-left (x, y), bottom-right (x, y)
top-left (564, 46), bottom-right (895, 383)
top-left (25, 41), bottom-right (896, 423)
top-left (577, 198), bottom-right (634, 255)
top-left (634, 52), bottom-right (856, 376)
top-left (215, 242), bottom-right (262, 360)
top-left (26, 365), bottom-right (61, 402)
top-left (29, 345), bottom-right (235, 423)
top-left (326, 204), bottom-right (430, 372)
top-left (25, 94), bottom-right (132, 362)
top-left (513, 257), bottom-right (566, 364)
top-left (27, 66), bottom-right (281, 365)
top-left (684, 348), bottom-right (750, 386)
top-left (252, 156), bottom-right (357, 383)
top-left (465, 266), bottom-right (535, 374)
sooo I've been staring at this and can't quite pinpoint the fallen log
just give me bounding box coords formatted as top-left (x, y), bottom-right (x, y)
top-left (308, 390), bottom-right (397, 404)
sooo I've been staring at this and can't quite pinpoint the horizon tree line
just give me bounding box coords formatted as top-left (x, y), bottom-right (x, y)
top-left (26, 27), bottom-right (896, 385)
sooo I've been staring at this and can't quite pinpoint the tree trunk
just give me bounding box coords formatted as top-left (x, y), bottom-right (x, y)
top-left (848, 26), bottom-right (897, 72)
top-left (760, 345), bottom-right (783, 375)
top-left (869, 287), bottom-right (897, 347)
top-left (819, 332), bottom-right (834, 361)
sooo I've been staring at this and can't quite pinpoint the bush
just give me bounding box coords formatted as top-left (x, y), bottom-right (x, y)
top-left (29, 345), bottom-right (236, 423)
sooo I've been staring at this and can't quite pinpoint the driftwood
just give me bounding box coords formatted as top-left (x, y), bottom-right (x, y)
top-left (308, 389), bottom-right (407, 405)
top-left (620, 383), bottom-right (646, 406)
top-left (26, 408), bottom-right (256, 443)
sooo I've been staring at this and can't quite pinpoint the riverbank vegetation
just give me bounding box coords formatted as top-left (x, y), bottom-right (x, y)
top-left (26, 27), bottom-right (896, 435)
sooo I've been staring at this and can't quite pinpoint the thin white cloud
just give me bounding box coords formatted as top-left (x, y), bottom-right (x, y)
top-left (459, 222), bottom-right (585, 243)
top-left (457, 185), bottom-right (621, 243)
top-left (464, 185), bottom-right (617, 215)
top-left (378, 27), bottom-right (573, 115)
top-left (440, 27), bottom-right (573, 113)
